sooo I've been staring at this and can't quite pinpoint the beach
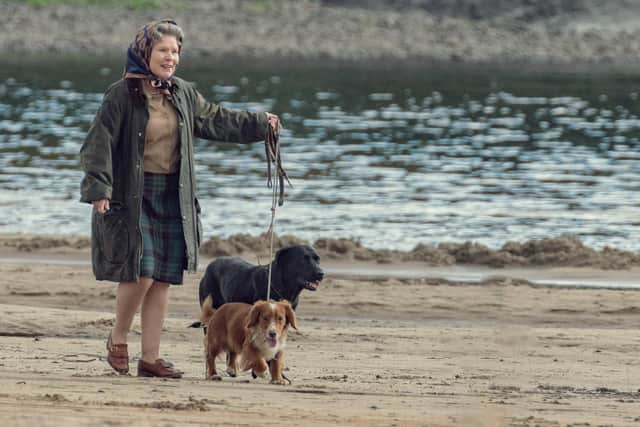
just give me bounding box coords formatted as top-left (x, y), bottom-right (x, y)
top-left (1, 235), bottom-right (640, 426)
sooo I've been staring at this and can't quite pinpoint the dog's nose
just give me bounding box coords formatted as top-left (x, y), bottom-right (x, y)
top-left (316, 271), bottom-right (324, 280)
top-left (269, 330), bottom-right (277, 339)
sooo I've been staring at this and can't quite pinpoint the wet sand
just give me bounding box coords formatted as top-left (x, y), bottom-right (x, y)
top-left (1, 235), bottom-right (639, 426)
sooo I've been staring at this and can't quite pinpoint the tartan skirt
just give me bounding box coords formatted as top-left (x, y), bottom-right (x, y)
top-left (140, 172), bottom-right (186, 285)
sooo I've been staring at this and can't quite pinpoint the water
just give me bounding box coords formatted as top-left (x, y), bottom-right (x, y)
top-left (1, 61), bottom-right (639, 252)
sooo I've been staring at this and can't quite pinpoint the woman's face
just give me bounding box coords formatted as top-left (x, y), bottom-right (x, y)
top-left (149, 35), bottom-right (180, 80)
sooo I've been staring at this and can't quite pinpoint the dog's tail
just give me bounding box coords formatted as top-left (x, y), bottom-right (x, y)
top-left (188, 295), bottom-right (216, 333)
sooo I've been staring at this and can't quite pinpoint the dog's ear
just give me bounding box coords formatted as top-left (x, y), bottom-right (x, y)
top-left (272, 247), bottom-right (291, 285)
top-left (274, 247), bottom-right (285, 264)
top-left (281, 300), bottom-right (298, 330)
top-left (245, 301), bottom-right (264, 329)
top-left (244, 300), bottom-right (268, 328)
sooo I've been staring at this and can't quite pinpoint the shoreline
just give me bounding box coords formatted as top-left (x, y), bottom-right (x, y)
top-left (3, 231), bottom-right (639, 268)
top-left (4, 252), bottom-right (640, 290)
top-left (2, 233), bottom-right (640, 290)
top-left (7, 0), bottom-right (640, 69)
top-left (10, 50), bottom-right (640, 76)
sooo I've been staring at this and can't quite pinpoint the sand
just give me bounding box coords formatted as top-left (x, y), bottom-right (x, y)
top-left (1, 235), bottom-right (640, 426)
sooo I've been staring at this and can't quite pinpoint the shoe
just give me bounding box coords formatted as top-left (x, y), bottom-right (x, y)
top-left (106, 331), bottom-right (129, 374)
top-left (137, 358), bottom-right (184, 378)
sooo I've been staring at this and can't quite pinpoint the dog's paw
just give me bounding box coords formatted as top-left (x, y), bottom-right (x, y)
top-left (226, 367), bottom-right (237, 377)
top-left (251, 369), bottom-right (268, 379)
top-left (207, 374), bottom-right (222, 381)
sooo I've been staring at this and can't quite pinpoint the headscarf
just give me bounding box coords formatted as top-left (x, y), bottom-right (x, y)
top-left (124, 20), bottom-right (181, 95)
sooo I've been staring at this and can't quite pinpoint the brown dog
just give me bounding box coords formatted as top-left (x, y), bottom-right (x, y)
top-left (204, 300), bottom-right (297, 384)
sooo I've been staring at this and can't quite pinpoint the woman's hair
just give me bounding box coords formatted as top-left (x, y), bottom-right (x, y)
top-left (148, 20), bottom-right (184, 51)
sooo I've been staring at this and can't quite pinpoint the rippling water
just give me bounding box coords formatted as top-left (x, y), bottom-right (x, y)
top-left (1, 61), bottom-right (638, 251)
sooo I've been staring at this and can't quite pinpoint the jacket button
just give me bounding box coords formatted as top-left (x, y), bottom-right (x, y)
top-left (182, 215), bottom-right (186, 220)
top-left (138, 132), bottom-right (143, 137)
top-left (178, 122), bottom-right (184, 127)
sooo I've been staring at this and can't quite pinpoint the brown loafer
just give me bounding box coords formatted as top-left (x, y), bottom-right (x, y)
top-left (106, 332), bottom-right (129, 374)
top-left (137, 358), bottom-right (183, 378)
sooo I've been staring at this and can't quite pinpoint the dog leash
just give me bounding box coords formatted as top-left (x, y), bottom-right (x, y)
top-left (264, 119), bottom-right (291, 301)
top-left (264, 119), bottom-right (291, 208)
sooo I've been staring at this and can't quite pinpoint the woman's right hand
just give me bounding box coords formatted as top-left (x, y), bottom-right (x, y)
top-left (267, 112), bottom-right (280, 131)
top-left (93, 198), bottom-right (110, 214)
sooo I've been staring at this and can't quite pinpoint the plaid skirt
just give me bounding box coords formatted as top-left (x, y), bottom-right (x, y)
top-left (140, 172), bottom-right (186, 285)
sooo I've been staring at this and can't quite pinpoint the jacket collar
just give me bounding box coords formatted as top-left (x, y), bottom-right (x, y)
top-left (126, 78), bottom-right (183, 109)
top-left (126, 76), bottom-right (181, 95)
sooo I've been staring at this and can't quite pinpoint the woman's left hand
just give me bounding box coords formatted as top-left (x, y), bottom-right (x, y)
top-left (267, 112), bottom-right (280, 131)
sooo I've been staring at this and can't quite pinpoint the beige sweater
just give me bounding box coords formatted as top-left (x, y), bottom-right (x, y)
top-left (143, 92), bottom-right (180, 174)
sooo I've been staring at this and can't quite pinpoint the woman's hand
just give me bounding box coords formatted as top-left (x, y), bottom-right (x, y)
top-left (93, 198), bottom-right (110, 214)
top-left (267, 112), bottom-right (280, 131)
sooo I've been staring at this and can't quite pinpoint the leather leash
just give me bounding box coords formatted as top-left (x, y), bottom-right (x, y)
top-left (264, 120), bottom-right (291, 301)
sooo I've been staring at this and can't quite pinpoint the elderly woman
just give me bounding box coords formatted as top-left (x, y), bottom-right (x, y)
top-left (80, 20), bottom-right (279, 378)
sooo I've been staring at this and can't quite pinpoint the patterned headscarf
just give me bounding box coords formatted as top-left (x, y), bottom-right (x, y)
top-left (124, 20), bottom-right (182, 95)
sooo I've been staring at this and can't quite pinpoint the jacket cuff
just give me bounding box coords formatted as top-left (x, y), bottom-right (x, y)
top-left (257, 112), bottom-right (269, 140)
top-left (80, 177), bottom-right (112, 203)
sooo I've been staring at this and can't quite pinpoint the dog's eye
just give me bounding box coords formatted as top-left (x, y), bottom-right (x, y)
top-left (277, 315), bottom-right (284, 322)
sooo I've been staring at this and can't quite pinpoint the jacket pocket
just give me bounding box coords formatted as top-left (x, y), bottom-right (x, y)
top-left (96, 201), bottom-right (129, 264)
top-left (195, 197), bottom-right (203, 248)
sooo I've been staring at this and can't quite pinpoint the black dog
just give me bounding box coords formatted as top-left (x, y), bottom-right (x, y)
top-left (192, 245), bottom-right (323, 329)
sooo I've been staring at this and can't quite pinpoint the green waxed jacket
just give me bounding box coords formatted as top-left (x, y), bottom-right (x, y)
top-left (80, 77), bottom-right (269, 282)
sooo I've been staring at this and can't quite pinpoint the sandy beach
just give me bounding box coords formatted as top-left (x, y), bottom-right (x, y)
top-left (3, 1), bottom-right (640, 423)
top-left (1, 235), bottom-right (640, 426)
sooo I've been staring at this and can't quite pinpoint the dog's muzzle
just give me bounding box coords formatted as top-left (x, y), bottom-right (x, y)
top-left (304, 271), bottom-right (324, 291)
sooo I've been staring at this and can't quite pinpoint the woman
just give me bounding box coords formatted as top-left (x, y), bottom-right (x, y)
top-left (80, 20), bottom-right (279, 378)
